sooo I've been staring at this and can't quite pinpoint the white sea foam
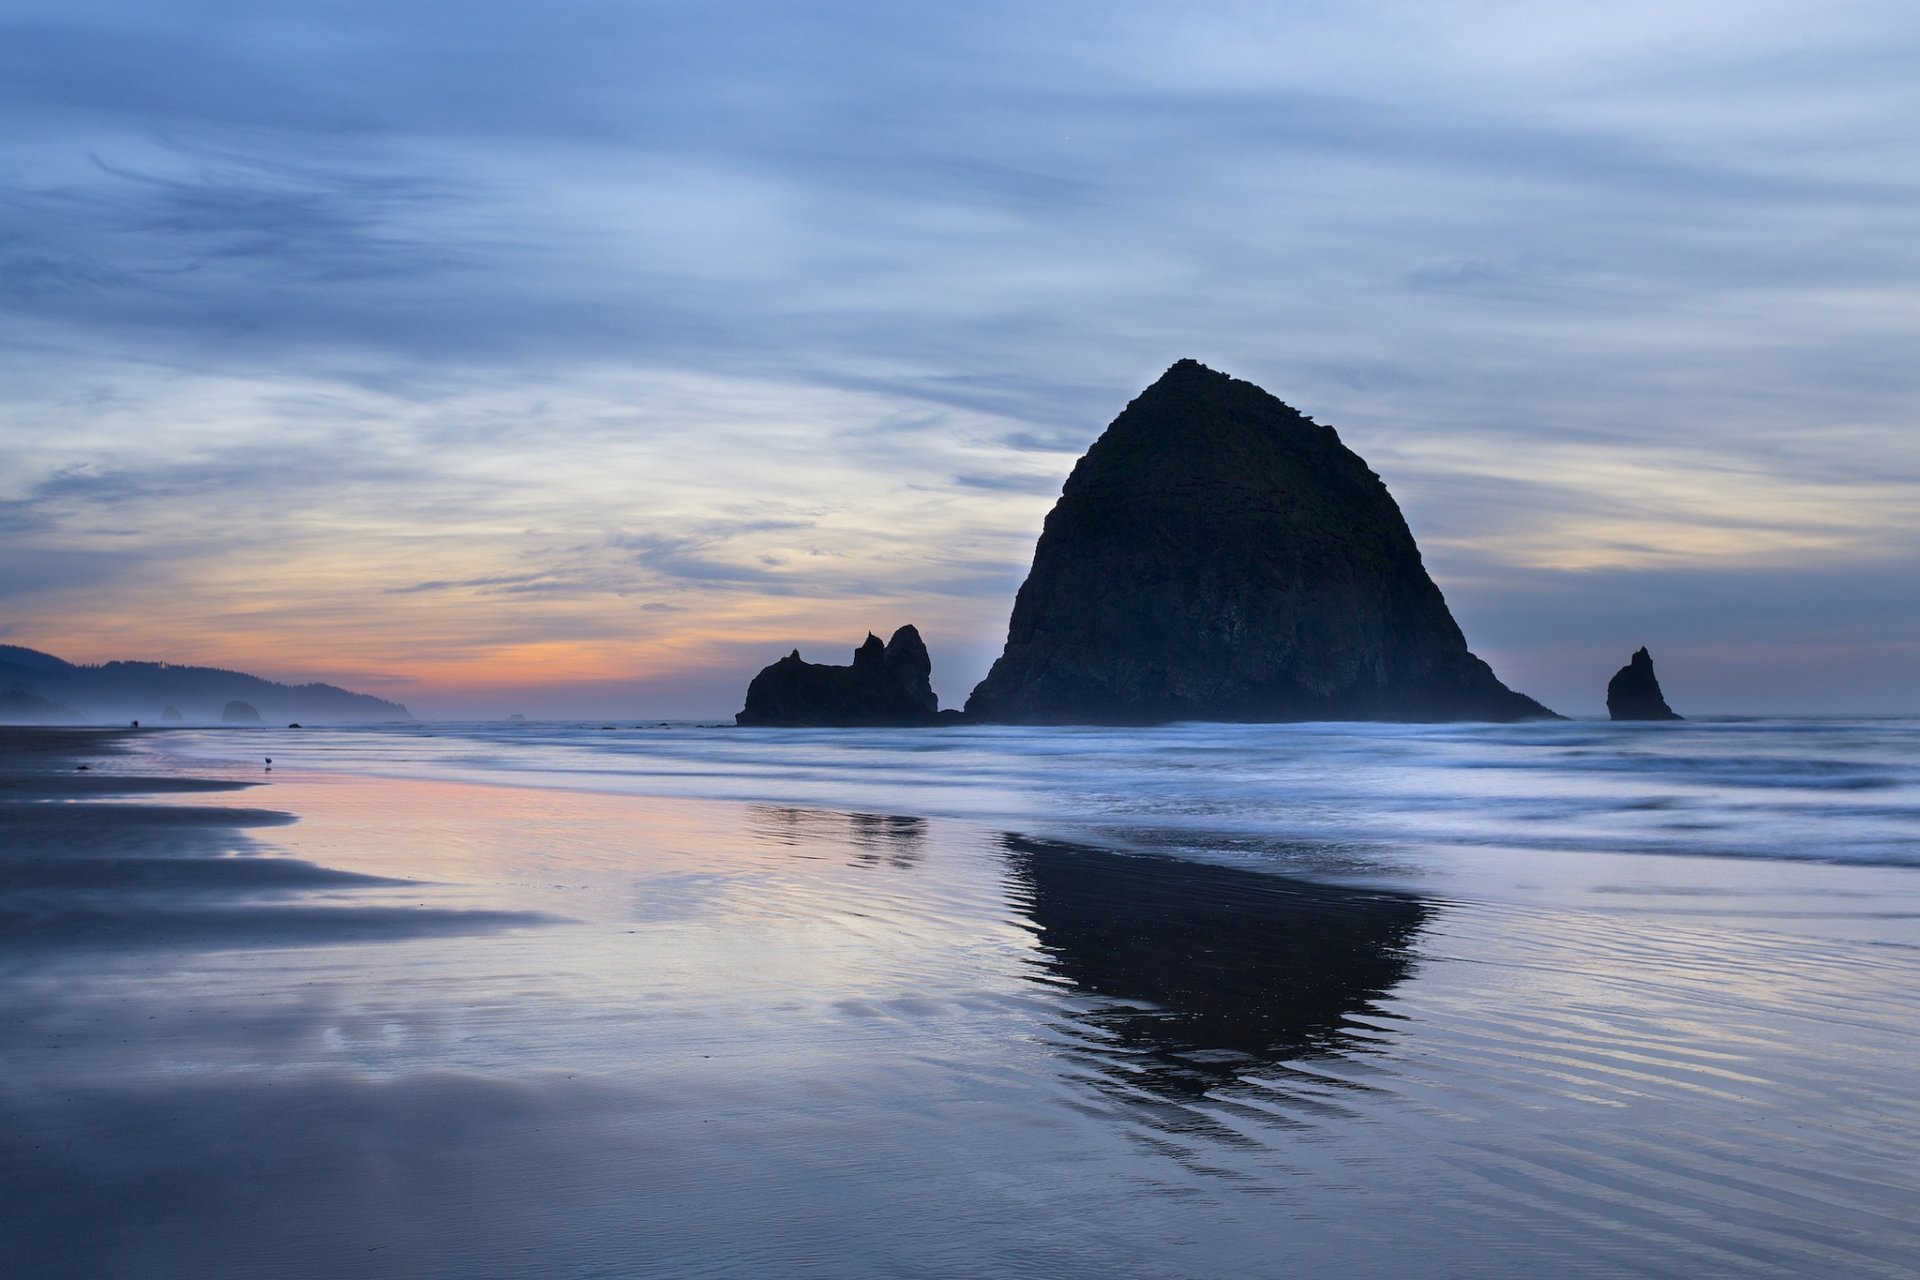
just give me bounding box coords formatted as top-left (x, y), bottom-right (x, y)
top-left (152, 716), bottom-right (1920, 871)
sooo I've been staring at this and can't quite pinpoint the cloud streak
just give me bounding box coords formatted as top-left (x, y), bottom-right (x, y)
top-left (2, 0), bottom-right (1916, 711)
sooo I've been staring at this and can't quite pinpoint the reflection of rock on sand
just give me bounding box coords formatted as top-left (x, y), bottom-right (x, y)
top-left (1003, 836), bottom-right (1428, 1100)
top-left (746, 804), bottom-right (927, 868)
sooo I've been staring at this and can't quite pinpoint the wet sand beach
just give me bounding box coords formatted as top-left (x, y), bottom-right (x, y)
top-left (3, 725), bottom-right (1918, 1278)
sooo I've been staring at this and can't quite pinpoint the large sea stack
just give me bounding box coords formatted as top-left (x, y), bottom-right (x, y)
top-left (737, 626), bottom-right (945, 727)
top-left (966, 360), bottom-right (1555, 724)
top-left (1606, 647), bottom-right (1683, 721)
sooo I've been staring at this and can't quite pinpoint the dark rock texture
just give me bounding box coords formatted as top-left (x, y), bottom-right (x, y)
top-left (220, 700), bottom-right (262, 724)
top-left (737, 627), bottom-right (944, 726)
top-left (880, 624), bottom-right (937, 713)
top-left (966, 360), bottom-right (1556, 724)
top-left (1606, 647), bottom-right (1683, 721)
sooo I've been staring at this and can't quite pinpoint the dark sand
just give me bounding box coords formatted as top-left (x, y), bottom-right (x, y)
top-left (0, 729), bottom-right (547, 954)
top-left (3, 727), bottom-right (1917, 1279)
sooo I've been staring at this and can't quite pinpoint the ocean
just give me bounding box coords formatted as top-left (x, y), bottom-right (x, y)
top-left (4, 718), bottom-right (1917, 1278)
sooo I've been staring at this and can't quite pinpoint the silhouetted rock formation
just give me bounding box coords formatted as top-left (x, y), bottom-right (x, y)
top-left (737, 627), bottom-right (944, 726)
top-left (220, 701), bottom-right (262, 724)
top-left (0, 645), bottom-right (411, 723)
top-left (1607, 647), bottom-right (1683, 721)
top-left (880, 624), bottom-right (937, 713)
top-left (967, 360), bottom-right (1556, 724)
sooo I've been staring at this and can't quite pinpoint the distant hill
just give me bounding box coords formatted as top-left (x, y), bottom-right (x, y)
top-left (0, 645), bottom-right (412, 724)
top-left (0, 690), bottom-right (80, 724)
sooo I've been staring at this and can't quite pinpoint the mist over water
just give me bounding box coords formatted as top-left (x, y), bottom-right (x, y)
top-left (5, 720), bottom-right (1918, 1277)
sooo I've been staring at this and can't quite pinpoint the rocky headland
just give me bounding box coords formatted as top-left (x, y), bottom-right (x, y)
top-left (1607, 647), bottom-right (1683, 721)
top-left (966, 360), bottom-right (1556, 724)
top-left (0, 644), bottom-right (411, 725)
top-left (737, 626), bottom-right (948, 727)
top-left (0, 691), bottom-right (80, 724)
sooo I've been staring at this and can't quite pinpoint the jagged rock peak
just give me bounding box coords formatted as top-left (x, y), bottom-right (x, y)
top-left (1606, 647), bottom-right (1683, 721)
top-left (882, 625), bottom-right (937, 713)
top-left (966, 360), bottom-right (1556, 725)
top-left (737, 626), bottom-right (945, 727)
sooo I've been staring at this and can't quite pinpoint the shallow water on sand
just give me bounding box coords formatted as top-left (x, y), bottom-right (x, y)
top-left (163, 716), bottom-right (1920, 872)
top-left (4, 722), bottom-right (1919, 1278)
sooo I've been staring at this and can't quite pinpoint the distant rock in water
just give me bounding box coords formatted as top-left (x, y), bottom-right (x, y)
top-left (738, 627), bottom-right (945, 726)
top-left (161, 705), bottom-right (184, 724)
top-left (966, 360), bottom-right (1556, 724)
top-left (1607, 647), bottom-right (1683, 721)
top-left (221, 700), bottom-right (262, 724)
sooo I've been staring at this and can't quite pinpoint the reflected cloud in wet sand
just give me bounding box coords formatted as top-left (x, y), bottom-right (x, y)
top-left (0, 766), bottom-right (555, 955)
top-left (11, 731), bottom-right (1912, 1280)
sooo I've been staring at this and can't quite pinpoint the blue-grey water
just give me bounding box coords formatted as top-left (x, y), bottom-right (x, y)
top-left (4, 719), bottom-right (1918, 1278)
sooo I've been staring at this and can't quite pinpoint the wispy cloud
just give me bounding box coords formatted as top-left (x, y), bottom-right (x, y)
top-left (2, 0), bottom-right (1916, 711)
top-left (388, 573), bottom-right (564, 596)
top-left (950, 472), bottom-right (1064, 496)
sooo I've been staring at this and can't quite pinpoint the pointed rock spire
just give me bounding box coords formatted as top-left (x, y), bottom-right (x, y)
top-left (1606, 647), bottom-right (1683, 721)
top-left (882, 625), bottom-right (937, 713)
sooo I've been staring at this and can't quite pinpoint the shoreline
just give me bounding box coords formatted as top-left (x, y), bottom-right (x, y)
top-left (0, 726), bottom-right (550, 958)
top-left (2, 725), bottom-right (1917, 1277)
top-left (0, 725), bottom-right (261, 800)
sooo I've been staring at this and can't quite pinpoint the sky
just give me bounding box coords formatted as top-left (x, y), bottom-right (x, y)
top-left (2, 0), bottom-right (1917, 718)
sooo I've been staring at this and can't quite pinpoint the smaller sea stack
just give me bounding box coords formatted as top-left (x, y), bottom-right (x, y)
top-left (737, 626), bottom-right (945, 727)
top-left (1606, 648), bottom-right (1683, 721)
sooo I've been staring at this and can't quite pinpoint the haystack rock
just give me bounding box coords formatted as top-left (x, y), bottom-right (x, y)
top-left (1606, 647), bottom-right (1683, 721)
top-left (220, 700), bottom-right (262, 724)
top-left (966, 360), bottom-right (1556, 724)
top-left (737, 626), bottom-right (945, 726)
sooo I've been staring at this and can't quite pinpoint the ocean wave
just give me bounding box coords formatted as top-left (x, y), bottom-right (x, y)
top-left (148, 717), bottom-right (1920, 871)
